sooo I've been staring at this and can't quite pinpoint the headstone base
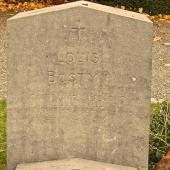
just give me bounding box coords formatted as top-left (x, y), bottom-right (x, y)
top-left (16, 158), bottom-right (137, 170)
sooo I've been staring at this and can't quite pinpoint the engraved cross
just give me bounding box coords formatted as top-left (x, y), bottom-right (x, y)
top-left (71, 26), bottom-right (85, 41)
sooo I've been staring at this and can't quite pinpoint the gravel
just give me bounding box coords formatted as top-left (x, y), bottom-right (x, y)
top-left (0, 13), bottom-right (9, 99)
top-left (152, 21), bottom-right (170, 100)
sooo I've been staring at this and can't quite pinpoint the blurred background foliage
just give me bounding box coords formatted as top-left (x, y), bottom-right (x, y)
top-left (100, 0), bottom-right (170, 15)
top-left (0, 0), bottom-right (170, 15)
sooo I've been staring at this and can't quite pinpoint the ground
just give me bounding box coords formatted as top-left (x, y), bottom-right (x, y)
top-left (152, 20), bottom-right (170, 100)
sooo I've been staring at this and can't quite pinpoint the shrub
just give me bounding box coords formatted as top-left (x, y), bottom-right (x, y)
top-left (94, 0), bottom-right (170, 15)
top-left (149, 101), bottom-right (170, 170)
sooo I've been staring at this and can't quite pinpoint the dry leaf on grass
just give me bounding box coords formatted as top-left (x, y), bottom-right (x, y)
top-left (0, 1), bottom-right (46, 12)
top-left (148, 15), bottom-right (170, 22)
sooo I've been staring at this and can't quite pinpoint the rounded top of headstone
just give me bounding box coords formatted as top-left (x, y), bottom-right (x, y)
top-left (8, 0), bottom-right (152, 23)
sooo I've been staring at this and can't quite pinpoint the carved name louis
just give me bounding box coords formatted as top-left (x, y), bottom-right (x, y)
top-left (47, 51), bottom-right (102, 64)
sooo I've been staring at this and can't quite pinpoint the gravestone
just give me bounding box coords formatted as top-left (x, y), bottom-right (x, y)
top-left (16, 158), bottom-right (137, 170)
top-left (7, 1), bottom-right (153, 170)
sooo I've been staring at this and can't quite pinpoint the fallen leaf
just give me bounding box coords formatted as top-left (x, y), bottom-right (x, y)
top-left (153, 36), bottom-right (161, 42)
top-left (163, 43), bottom-right (170, 46)
top-left (162, 15), bottom-right (170, 20)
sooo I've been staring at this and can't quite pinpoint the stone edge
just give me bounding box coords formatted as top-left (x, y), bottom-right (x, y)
top-left (7, 1), bottom-right (152, 23)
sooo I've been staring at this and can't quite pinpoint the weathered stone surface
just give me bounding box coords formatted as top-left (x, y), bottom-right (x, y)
top-left (16, 158), bottom-right (137, 170)
top-left (7, 1), bottom-right (153, 170)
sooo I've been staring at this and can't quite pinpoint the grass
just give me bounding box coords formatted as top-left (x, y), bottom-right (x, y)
top-left (149, 101), bottom-right (170, 170)
top-left (0, 99), bottom-right (6, 170)
top-left (0, 100), bottom-right (169, 170)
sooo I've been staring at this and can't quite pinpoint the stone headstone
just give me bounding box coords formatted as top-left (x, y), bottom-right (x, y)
top-left (7, 1), bottom-right (153, 170)
top-left (16, 158), bottom-right (137, 170)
